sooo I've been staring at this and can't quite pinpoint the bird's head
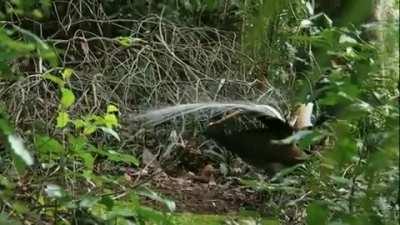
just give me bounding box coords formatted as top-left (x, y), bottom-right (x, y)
top-left (290, 102), bottom-right (315, 131)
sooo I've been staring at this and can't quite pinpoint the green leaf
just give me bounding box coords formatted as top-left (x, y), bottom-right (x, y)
top-left (332, 137), bottom-right (358, 166)
top-left (31, 9), bottom-right (43, 19)
top-left (60, 88), bottom-right (75, 109)
top-left (92, 148), bottom-right (139, 166)
top-left (106, 104), bottom-right (118, 113)
top-left (0, 113), bottom-right (14, 135)
top-left (83, 124), bottom-right (97, 135)
top-left (69, 136), bottom-right (88, 152)
top-left (35, 135), bottom-right (64, 161)
top-left (73, 119), bottom-right (86, 129)
top-left (98, 196), bottom-right (114, 210)
top-left (42, 73), bottom-right (65, 87)
top-left (306, 203), bottom-right (328, 225)
top-left (106, 150), bottom-right (138, 166)
top-left (79, 152), bottom-right (95, 171)
top-left (93, 116), bottom-right (106, 126)
top-left (103, 114), bottom-right (118, 128)
top-left (7, 134), bottom-right (34, 166)
top-left (62, 68), bottom-right (73, 81)
top-left (115, 36), bottom-right (146, 47)
top-left (84, 114), bottom-right (99, 122)
top-left (56, 111), bottom-right (70, 128)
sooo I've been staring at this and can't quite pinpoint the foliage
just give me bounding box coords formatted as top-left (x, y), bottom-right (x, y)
top-left (0, 0), bottom-right (57, 78)
top-left (304, 25), bottom-right (399, 224)
top-left (243, 1), bottom-right (399, 224)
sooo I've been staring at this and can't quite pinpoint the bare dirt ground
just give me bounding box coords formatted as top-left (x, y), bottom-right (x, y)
top-left (143, 171), bottom-right (266, 213)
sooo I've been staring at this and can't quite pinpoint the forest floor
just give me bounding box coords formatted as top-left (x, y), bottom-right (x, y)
top-left (117, 134), bottom-right (269, 214)
top-left (141, 170), bottom-right (265, 213)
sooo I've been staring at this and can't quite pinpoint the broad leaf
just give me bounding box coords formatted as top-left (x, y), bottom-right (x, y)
top-left (103, 114), bottom-right (118, 128)
top-left (62, 68), bottom-right (73, 81)
top-left (60, 88), bottom-right (75, 109)
top-left (56, 111), bottom-right (70, 128)
top-left (42, 73), bottom-right (65, 87)
top-left (106, 105), bottom-right (118, 113)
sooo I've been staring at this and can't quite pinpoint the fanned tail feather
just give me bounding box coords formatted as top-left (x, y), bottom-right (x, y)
top-left (131, 102), bottom-right (285, 126)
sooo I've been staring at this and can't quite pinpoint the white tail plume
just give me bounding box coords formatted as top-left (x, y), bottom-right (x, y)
top-left (131, 102), bottom-right (285, 126)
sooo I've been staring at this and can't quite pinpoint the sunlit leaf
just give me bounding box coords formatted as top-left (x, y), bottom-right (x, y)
top-left (62, 68), bottom-right (73, 81)
top-left (104, 114), bottom-right (118, 128)
top-left (60, 88), bottom-right (75, 109)
top-left (99, 127), bottom-right (120, 141)
top-left (106, 104), bottom-right (118, 113)
top-left (91, 148), bottom-right (139, 166)
top-left (116, 36), bottom-right (146, 47)
top-left (83, 124), bottom-right (97, 135)
top-left (107, 105), bottom-right (118, 113)
top-left (56, 111), bottom-right (70, 128)
top-left (7, 134), bottom-right (34, 166)
top-left (45, 184), bottom-right (64, 198)
top-left (93, 116), bottom-right (106, 125)
top-left (73, 119), bottom-right (86, 129)
top-left (42, 73), bottom-right (65, 87)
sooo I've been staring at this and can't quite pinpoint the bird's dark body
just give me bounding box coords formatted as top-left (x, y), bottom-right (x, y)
top-left (133, 103), bottom-right (312, 170)
top-left (205, 116), bottom-right (305, 169)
